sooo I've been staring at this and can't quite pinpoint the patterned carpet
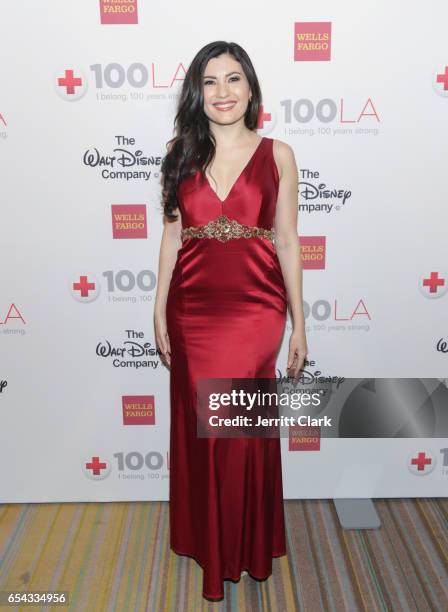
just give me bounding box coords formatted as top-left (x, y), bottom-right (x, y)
top-left (0, 498), bottom-right (447, 611)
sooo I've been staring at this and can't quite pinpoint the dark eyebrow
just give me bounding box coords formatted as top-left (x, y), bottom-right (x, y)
top-left (203, 71), bottom-right (242, 79)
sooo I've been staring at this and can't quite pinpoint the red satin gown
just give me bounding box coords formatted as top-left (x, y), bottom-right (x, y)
top-left (166, 136), bottom-right (287, 600)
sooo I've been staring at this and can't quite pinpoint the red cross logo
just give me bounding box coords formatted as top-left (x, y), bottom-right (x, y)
top-left (411, 452), bottom-right (432, 471)
top-left (408, 450), bottom-right (436, 475)
top-left (86, 456), bottom-right (107, 475)
top-left (58, 69), bottom-right (83, 95)
top-left (257, 106), bottom-right (272, 130)
top-left (433, 66), bottom-right (448, 98)
top-left (70, 273), bottom-right (100, 303)
top-left (436, 66), bottom-right (448, 90)
top-left (54, 66), bottom-right (87, 101)
top-left (73, 275), bottom-right (96, 297)
top-left (84, 455), bottom-right (111, 480)
top-left (419, 271), bottom-right (447, 299)
top-left (423, 272), bottom-right (445, 294)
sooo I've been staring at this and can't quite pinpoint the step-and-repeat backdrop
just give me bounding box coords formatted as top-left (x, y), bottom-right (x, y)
top-left (1, 1), bottom-right (447, 502)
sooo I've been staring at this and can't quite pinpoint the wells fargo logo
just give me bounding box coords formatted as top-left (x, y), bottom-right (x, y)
top-left (289, 425), bottom-right (321, 451)
top-left (294, 22), bottom-right (331, 61)
top-left (100, 0), bottom-right (139, 25)
top-left (301, 236), bottom-right (326, 270)
top-left (122, 395), bottom-right (156, 425)
top-left (111, 204), bottom-right (147, 239)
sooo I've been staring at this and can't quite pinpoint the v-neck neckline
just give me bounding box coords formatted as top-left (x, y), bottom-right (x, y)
top-left (203, 136), bottom-right (265, 204)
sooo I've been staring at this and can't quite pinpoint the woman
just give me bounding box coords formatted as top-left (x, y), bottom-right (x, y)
top-left (154, 40), bottom-right (307, 601)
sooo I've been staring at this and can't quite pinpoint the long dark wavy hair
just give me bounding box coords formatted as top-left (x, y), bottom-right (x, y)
top-left (160, 41), bottom-right (262, 220)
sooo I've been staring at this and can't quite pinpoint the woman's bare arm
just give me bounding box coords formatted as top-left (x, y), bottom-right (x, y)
top-left (153, 209), bottom-right (183, 366)
top-left (272, 139), bottom-right (308, 377)
top-left (154, 211), bottom-right (182, 317)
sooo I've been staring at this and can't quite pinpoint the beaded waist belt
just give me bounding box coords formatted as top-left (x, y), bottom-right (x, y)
top-left (180, 214), bottom-right (275, 244)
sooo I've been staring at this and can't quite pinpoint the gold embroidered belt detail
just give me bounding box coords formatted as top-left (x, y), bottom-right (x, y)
top-left (180, 214), bottom-right (275, 244)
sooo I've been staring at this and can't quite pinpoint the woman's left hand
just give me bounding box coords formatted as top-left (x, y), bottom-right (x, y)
top-left (287, 327), bottom-right (308, 381)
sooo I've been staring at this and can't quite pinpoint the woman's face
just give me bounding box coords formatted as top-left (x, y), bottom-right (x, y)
top-left (202, 53), bottom-right (252, 125)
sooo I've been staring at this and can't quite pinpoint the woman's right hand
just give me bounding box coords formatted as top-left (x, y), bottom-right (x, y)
top-left (154, 311), bottom-right (171, 368)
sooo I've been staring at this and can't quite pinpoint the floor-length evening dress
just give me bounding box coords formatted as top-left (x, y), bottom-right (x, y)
top-left (166, 136), bottom-right (287, 601)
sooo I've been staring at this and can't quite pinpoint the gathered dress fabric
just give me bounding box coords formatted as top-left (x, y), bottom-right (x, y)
top-left (166, 136), bottom-right (287, 600)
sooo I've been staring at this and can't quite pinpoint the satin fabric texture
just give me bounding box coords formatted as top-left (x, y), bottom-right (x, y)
top-left (166, 136), bottom-right (288, 600)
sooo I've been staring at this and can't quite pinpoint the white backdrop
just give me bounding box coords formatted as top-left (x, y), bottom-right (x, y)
top-left (1, 1), bottom-right (447, 502)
